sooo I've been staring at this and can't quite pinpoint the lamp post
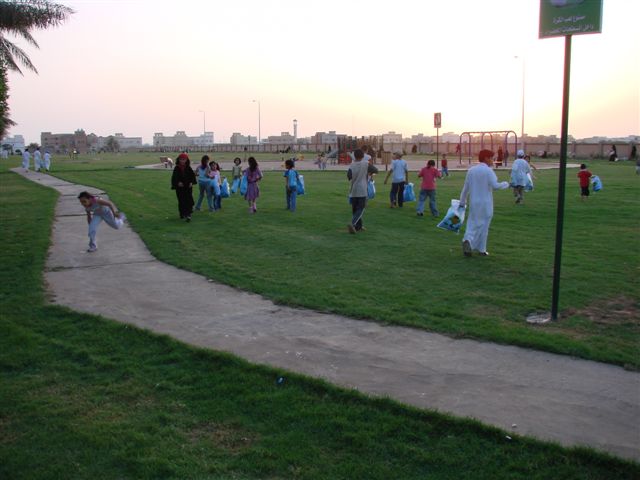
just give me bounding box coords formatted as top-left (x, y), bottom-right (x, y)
top-left (514, 56), bottom-right (525, 151)
top-left (252, 99), bottom-right (261, 146)
top-left (198, 110), bottom-right (206, 135)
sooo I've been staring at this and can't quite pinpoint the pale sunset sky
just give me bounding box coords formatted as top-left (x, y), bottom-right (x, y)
top-left (5, 0), bottom-right (639, 144)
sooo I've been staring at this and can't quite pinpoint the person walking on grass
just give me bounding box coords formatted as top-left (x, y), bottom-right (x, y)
top-left (577, 163), bottom-right (592, 201)
top-left (347, 149), bottom-right (379, 234)
top-left (416, 159), bottom-right (441, 218)
top-left (459, 149), bottom-right (510, 257)
top-left (244, 156), bottom-right (263, 213)
top-left (209, 161), bottom-right (223, 210)
top-left (77, 191), bottom-right (126, 253)
top-left (384, 152), bottom-right (408, 208)
top-left (33, 147), bottom-right (42, 172)
top-left (441, 154), bottom-right (449, 177)
top-left (43, 150), bottom-right (52, 171)
top-left (283, 159), bottom-right (298, 212)
top-left (231, 157), bottom-right (243, 193)
top-left (510, 149), bottom-right (532, 204)
top-left (195, 155), bottom-right (214, 212)
top-left (171, 152), bottom-right (196, 222)
top-left (22, 148), bottom-right (30, 171)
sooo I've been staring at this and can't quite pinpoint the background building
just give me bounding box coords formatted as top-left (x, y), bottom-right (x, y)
top-left (41, 129), bottom-right (88, 153)
top-left (230, 132), bottom-right (257, 146)
top-left (153, 131), bottom-right (214, 149)
top-left (1, 134), bottom-right (25, 153)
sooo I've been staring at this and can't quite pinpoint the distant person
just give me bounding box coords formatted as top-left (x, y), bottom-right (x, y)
top-left (416, 159), bottom-right (442, 217)
top-left (231, 157), bottom-right (243, 193)
top-left (33, 147), bottom-right (42, 171)
top-left (441, 153), bottom-right (449, 177)
top-left (43, 150), bottom-right (52, 171)
top-left (347, 148), bottom-right (378, 233)
top-left (195, 155), bottom-right (214, 212)
top-left (77, 191), bottom-right (126, 253)
top-left (608, 145), bottom-right (617, 162)
top-left (628, 144), bottom-right (637, 163)
top-left (383, 152), bottom-right (408, 208)
top-left (497, 146), bottom-right (504, 166)
top-left (510, 150), bottom-right (532, 204)
top-left (283, 159), bottom-right (299, 212)
top-left (22, 148), bottom-right (31, 171)
top-left (171, 152), bottom-right (196, 222)
top-left (577, 163), bottom-right (593, 201)
top-left (524, 154), bottom-right (537, 170)
top-left (210, 161), bottom-right (222, 210)
top-left (244, 156), bottom-right (263, 213)
top-left (455, 144), bottom-right (461, 155)
top-left (459, 149), bottom-right (510, 257)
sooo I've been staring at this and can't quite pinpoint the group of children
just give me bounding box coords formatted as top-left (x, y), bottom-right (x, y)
top-left (76, 150), bottom-right (602, 254)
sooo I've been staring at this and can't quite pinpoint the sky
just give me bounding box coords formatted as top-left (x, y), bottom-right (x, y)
top-left (5, 0), bottom-right (639, 144)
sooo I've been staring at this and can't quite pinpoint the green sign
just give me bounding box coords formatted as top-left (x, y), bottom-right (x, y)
top-left (539, 0), bottom-right (603, 39)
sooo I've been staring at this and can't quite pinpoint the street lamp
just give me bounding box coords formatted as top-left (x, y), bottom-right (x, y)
top-left (514, 56), bottom-right (525, 151)
top-left (252, 99), bottom-right (261, 145)
top-left (198, 110), bottom-right (206, 135)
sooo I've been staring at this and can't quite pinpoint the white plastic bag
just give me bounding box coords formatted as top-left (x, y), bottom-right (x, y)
top-left (437, 199), bottom-right (466, 234)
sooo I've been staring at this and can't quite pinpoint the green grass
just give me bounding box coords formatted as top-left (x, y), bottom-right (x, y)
top-left (34, 153), bottom-right (640, 369)
top-left (1, 170), bottom-right (638, 479)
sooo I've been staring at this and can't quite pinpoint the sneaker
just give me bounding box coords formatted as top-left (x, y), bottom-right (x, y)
top-left (462, 240), bottom-right (472, 257)
top-left (186, 216), bottom-right (191, 222)
top-left (117, 212), bottom-right (126, 222)
top-left (347, 224), bottom-right (356, 234)
top-left (417, 212), bottom-right (424, 217)
top-left (479, 251), bottom-right (490, 256)
top-left (87, 246), bottom-right (97, 253)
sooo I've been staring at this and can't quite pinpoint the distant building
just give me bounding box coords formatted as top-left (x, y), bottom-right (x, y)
top-left (310, 131), bottom-right (338, 146)
top-left (41, 129), bottom-right (89, 153)
top-left (230, 132), bottom-right (257, 146)
top-left (1, 134), bottom-right (25, 152)
top-left (89, 133), bottom-right (143, 151)
top-left (153, 131), bottom-right (214, 148)
top-left (265, 132), bottom-right (295, 144)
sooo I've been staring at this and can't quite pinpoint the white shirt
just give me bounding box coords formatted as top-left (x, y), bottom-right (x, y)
top-left (511, 158), bottom-right (531, 187)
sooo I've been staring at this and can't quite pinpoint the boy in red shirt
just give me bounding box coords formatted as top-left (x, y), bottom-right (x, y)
top-left (441, 154), bottom-right (449, 177)
top-left (577, 163), bottom-right (592, 201)
top-left (417, 159), bottom-right (442, 217)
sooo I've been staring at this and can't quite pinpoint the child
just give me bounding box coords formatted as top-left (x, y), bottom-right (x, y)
top-left (283, 159), bottom-right (298, 212)
top-left (383, 152), bottom-right (408, 208)
top-left (577, 163), bottom-right (592, 201)
top-left (231, 157), bottom-right (242, 193)
top-left (171, 152), bottom-right (196, 221)
top-left (441, 154), bottom-right (449, 177)
top-left (417, 159), bottom-right (442, 217)
top-left (195, 155), bottom-right (214, 212)
top-left (347, 149), bottom-right (379, 233)
top-left (209, 161), bottom-right (222, 210)
top-left (244, 156), bottom-right (263, 213)
top-left (77, 191), bottom-right (126, 253)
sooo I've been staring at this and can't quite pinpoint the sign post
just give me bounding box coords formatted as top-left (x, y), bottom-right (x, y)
top-left (539, 0), bottom-right (602, 321)
top-left (434, 112), bottom-right (441, 168)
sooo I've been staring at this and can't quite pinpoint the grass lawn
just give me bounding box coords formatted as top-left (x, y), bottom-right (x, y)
top-left (31, 153), bottom-right (639, 369)
top-left (1, 169), bottom-right (639, 479)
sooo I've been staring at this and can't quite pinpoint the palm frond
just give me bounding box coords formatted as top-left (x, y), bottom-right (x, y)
top-left (12, 27), bottom-right (40, 49)
top-left (0, 1), bottom-right (74, 31)
top-left (0, 37), bottom-right (37, 74)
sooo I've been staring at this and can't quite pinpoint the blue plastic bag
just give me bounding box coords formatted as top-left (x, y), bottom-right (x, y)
top-left (211, 178), bottom-right (221, 196)
top-left (403, 183), bottom-right (416, 202)
top-left (220, 178), bottom-right (230, 198)
top-left (525, 173), bottom-right (534, 192)
top-left (437, 199), bottom-right (466, 234)
top-left (231, 177), bottom-right (240, 194)
top-left (367, 179), bottom-right (375, 199)
top-left (240, 174), bottom-right (248, 196)
top-left (296, 174), bottom-right (305, 195)
top-left (591, 175), bottom-right (602, 192)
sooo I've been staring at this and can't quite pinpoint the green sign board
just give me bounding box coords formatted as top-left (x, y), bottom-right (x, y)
top-left (539, 0), bottom-right (603, 39)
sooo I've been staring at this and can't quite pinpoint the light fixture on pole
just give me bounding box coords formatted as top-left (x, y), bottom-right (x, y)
top-left (198, 110), bottom-right (206, 135)
top-left (252, 100), bottom-right (261, 145)
top-left (514, 55), bottom-right (525, 151)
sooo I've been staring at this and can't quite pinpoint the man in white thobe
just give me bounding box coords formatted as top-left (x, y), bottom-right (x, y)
top-left (510, 149), bottom-right (531, 204)
top-left (22, 149), bottom-right (31, 171)
top-left (44, 151), bottom-right (51, 171)
top-left (33, 147), bottom-right (42, 171)
top-left (459, 149), bottom-right (509, 257)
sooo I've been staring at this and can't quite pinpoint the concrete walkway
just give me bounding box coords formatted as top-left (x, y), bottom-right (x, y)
top-left (14, 168), bottom-right (639, 461)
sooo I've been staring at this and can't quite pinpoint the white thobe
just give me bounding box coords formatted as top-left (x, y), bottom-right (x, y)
top-left (510, 158), bottom-right (531, 186)
top-left (22, 151), bottom-right (30, 170)
top-left (44, 152), bottom-right (51, 170)
top-left (34, 150), bottom-right (42, 171)
top-left (459, 163), bottom-right (509, 253)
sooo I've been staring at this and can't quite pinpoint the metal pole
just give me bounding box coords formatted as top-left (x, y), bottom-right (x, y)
top-left (436, 127), bottom-right (439, 168)
top-left (551, 35), bottom-right (572, 321)
top-left (258, 101), bottom-right (261, 147)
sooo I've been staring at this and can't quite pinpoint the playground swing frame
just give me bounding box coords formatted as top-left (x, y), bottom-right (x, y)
top-left (458, 130), bottom-right (518, 167)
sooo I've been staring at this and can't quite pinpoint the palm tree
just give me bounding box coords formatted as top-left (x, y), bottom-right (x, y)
top-left (0, 0), bottom-right (73, 137)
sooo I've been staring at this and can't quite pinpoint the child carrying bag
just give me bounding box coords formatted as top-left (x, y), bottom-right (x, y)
top-left (437, 199), bottom-right (466, 234)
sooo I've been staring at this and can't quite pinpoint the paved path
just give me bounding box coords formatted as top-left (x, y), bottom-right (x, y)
top-left (14, 168), bottom-right (640, 461)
